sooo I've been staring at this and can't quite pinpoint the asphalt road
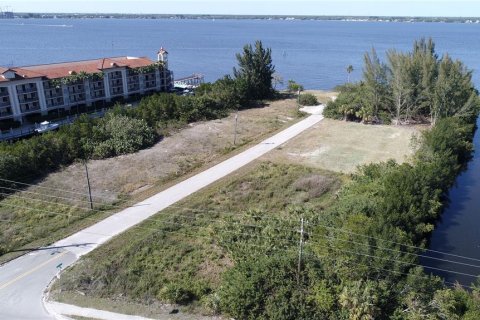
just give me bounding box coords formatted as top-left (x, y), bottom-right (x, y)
top-left (0, 112), bottom-right (324, 319)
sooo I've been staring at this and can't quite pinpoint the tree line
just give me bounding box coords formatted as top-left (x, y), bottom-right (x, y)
top-left (214, 39), bottom-right (480, 319)
top-left (325, 38), bottom-right (480, 125)
top-left (216, 117), bottom-right (480, 320)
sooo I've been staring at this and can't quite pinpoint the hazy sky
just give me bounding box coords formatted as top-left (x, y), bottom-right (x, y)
top-left (2, 0), bottom-right (480, 17)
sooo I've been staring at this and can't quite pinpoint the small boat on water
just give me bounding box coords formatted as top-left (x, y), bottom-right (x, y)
top-left (35, 121), bottom-right (60, 134)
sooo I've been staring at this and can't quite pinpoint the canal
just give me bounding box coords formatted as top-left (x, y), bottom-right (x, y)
top-left (423, 117), bottom-right (480, 287)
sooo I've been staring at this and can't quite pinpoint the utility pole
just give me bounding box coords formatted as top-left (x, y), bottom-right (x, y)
top-left (297, 216), bottom-right (305, 285)
top-left (84, 160), bottom-right (93, 210)
top-left (233, 113), bottom-right (238, 145)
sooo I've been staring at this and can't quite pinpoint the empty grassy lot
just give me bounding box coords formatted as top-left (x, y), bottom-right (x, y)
top-left (50, 97), bottom-right (423, 318)
top-left (264, 118), bottom-right (421, 173)
top-left (0, 96), bottom-right (304, 262)
top-left (51, 161), bottom-right (342, 318)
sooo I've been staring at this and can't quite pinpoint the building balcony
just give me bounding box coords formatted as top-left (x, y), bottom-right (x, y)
top-left (47, 99), bottom-right (64, 108)
top-left (145, 81), bottom-right (156, 89)
top-left (18, 96), bottom-right (39, 103)
top-left (92, 90), bottom-right (105, 98)
top-left (0, 101), bottom-right (11, 108)
top-left (110, 88), bottom-right (124, 96)
top-left (109, 79), bottom-right (123, 86)
top-left (0, 107), bottom-right (12, 117)
top-left (69, 94), bottom-right (86, 102)
top-left (68, 85), bottom-right (84, 92)
top-left (44, 91), bottom-right (63, 99)
top-left (43, 81), bottom-right (61, 90)
top-left (16, 87), bottom-right (38, 94)
top-left (108, 73), bottom-right (123, 80)
top-left (128, 85), bottom-right (140, 92)
top-left (20, 103), bottom-right (41, 113)
top-left (143, 74), bottom-right (155, 81)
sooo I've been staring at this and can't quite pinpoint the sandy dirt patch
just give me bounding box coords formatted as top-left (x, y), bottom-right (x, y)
top-left (264, 118), bottom-right (420, 173)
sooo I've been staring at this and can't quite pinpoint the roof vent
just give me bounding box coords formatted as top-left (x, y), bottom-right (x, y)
top-left (110, 62), bottom-right (118, 67)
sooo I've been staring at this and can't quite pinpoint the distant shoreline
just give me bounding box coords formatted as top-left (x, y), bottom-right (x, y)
top-left (4, 13), bottom-right (480, 24)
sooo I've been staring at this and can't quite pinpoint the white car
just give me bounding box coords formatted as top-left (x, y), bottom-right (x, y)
top-left (34, 121), bottom-right (60, 134)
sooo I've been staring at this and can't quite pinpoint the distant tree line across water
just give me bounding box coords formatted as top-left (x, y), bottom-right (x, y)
top-left (1, 38), bottom-right (480, 319)
top-left (12, 13), bottom-right (480, 24)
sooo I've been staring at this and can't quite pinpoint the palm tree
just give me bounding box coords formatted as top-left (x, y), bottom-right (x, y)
top-left (346, 65), bottom-right (354, 83)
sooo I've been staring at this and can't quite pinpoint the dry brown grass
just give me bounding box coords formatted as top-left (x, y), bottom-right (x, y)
top-left (264, 118), bottom-right (421, 173)
top-left (292, 174), bottom-right (336, 198)
top-left (37, 97), bottom-right (303, 204)
top-left (0, 96), bottom-right (309, 263)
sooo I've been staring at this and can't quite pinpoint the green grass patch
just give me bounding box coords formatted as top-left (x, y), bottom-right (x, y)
top-left (53, 161), bottom-right (343, 313)
top-left (0, 192), bottom-right (124, 262)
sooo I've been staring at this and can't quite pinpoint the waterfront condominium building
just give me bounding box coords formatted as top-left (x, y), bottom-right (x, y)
top-left (0, 48), bottom-right (173, 123)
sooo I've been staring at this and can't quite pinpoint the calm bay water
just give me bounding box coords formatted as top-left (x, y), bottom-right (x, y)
top-left (0, 18), bottom-right (478, 285)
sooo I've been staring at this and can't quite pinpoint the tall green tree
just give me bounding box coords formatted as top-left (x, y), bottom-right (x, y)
top-left (412, 38), bottom-right (438, 120)
top-left (362, 48), bottom-right (390, 122)
top-left (347, 64), bottom-right (354, 83)
top-left (234, 40), bottom-right (275, 100)
top-left (388, 50), bottom-right (414, 124)
top-left (433, 55), bottom-right (479, 125)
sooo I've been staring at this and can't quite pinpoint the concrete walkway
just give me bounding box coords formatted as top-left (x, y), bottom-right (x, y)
top-left (0, 112), bottom-right (324, 320)
top-left (46, 301), bottom-right (220, 320)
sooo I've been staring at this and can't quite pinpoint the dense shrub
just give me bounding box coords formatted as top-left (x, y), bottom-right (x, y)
top-left (215, 115), bottom-right (480, 319)
top-left (298, 93), bottom-right (318, 106)
top-left (323, 82), bottom-right (365, 121)
top-left (89, 115), bottom-right (156, 159)
top-left (219, 253), bottom-right (323, 320)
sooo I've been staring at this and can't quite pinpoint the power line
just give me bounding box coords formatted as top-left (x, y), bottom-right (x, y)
top-left (0, 196), bottom-right (297, 235)
top-left (55, 225), bottom-right (479, 291)
top-left (309, 236), bottom-right (480, 278)
top-left (0, 191), bottom-right (101, 212)
top-left (2, 176), bottom-right (480, 269)
top-left (2, 192), bottom-right (480, 271)
top-left (0, 186), bottom-right (127, 207)
top-left (306, 221), bottom-right (480, 263)
top-left (0, 177), bottom-right (119, 201)
top-left (310, 230), bottom-right (480, 270)
top-left (0, 203), bottom-right (299, 244)
top-left (2, 196), bottom-right (475, 290)
top-left (2, 200), bottom-right (479, 283)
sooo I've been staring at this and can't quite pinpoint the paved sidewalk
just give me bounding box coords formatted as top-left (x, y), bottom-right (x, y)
top-left (46, 301), bottom-right (221, 320)
top-left (0, 113), bottom-right (324, 319)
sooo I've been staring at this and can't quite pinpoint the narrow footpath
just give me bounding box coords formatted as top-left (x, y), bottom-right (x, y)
top-left (0, 108), bottom-right (324, 320)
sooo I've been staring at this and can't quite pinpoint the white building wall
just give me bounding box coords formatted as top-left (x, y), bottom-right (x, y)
top-left (103, 73), bottom-right (111, 101)
top-left (155, 69), bottom-right (162, 91)
top-left (6, 85), bottom-right (21, 120)
top-left (36, 80), bottom-right (48, 114)
top-left (84, 78), bottom-right (92, 106)
top-left (121, 69), bottom-right (128, 98)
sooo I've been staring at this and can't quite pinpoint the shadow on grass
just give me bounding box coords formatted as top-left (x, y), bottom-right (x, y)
top-left (6, 242), bottom-right (96, 254)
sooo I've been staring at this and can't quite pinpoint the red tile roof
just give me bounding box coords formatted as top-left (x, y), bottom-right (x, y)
top-left (0, 56), bottom-right (155, 83)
